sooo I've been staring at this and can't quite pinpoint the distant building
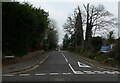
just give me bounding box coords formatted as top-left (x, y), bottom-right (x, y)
top-left (118, 1), bottom-right (120, 37)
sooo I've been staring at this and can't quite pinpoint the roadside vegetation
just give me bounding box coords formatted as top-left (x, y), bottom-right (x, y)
top-left (3, 2), bottom-right (58, 57)
top-left (62, 3), bottom-right (119, 67)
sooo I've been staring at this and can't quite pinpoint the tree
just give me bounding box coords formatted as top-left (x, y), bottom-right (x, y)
top-left (63, 6), bottom-right (84, 51)
top-left (3, 2), bottom-right (49, 56)
top-left (74, 6), bottom-right (84, 49)
top-left (83, 3), bottom-right (116, 51)
top-left (107, 30), bottom-right (115, 44)
top-left (63, 3), bottom-right (116, 54)
top-left (43, 19), bottom-right (58, 51)
top-left (63, 34), bottom-right (70, 49)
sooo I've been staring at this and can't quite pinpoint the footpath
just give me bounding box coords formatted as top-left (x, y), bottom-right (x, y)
top-left (2, 50), bottom-right (49, 75)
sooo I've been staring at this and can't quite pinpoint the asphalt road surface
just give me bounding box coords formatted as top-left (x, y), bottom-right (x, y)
top-left (2, 51), bottom-right (120, 82)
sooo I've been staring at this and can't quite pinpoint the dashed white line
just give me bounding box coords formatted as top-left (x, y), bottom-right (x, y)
top-left (49, 73), bottom-right (59, 75)
top-left (102, 71), bottom-right (118, 74)
top-left (62, 53), bottom-right (65, 58)
top-left (63, 73), bottom-right (71, 75)
top-left (3, 74), bottom-right (14, 77)
top-left (35, 73), bottom-right (46, 76)
top-left (65, 58), bottom-right (68, 62)
top-left (83, 71), bottom-right (95, 74)
top-left (20, 74), bottom-right (30, 76)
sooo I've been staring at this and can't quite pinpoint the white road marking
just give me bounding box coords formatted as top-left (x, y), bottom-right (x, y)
top-left (94, 71), bottom-right (105, 74)
top-left (33, 65), bottom-right (39, 69)
top-left (35, 73), bottom-right (46, 76)
top-left (113, 71), bottom-right (120, 74)
top-left (20, 74), bottom-right (30, 76)
top-left (3, 74), bottom-right (14, 77)
top-left (39, 61), bottom-right (43, 64)
top-left (37, 61), bottom-right (39, 64)
top-left (65, 58), bottom-right (68, 62)
top-left (81, 59), bottom-right (94, 66)
top-left (78, 61), bottom-right (91, 68)
top-left (68, 64), bottom-right (76, 74)
top-left (75, 71), bottom-right (84, 74)
top-left (103, 71), bottom-right (119, 74)
top-left (62, 53), bottom-right (65, 58)
top-left (63, 73), bottom-right (71, 75)
top-left (84, 71), bottom-right (95, 74)
top-left (49, 73), bottom-right (59, 75)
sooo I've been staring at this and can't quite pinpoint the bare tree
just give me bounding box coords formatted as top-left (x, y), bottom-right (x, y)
top-left (83, 3), bottom-right (117, 50)
top-left (63, 6), bottom-right (84, 50)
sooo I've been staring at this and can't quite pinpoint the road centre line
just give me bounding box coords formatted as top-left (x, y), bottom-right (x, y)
top-left (62, 53), bottom-right (65, 58)
top-left (65, 58), bottom-right (68, 62)
top-left (62, 52), bottom-right (69, 62)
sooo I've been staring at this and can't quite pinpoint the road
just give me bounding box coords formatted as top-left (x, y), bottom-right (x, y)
top-left (2, 51), bottom-right (120, 82)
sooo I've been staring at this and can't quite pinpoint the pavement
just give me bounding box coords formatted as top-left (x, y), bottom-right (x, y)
top-left (2, 51), bottom-right (120, 82)
top-left (2, 50), bottom-right (49, 74)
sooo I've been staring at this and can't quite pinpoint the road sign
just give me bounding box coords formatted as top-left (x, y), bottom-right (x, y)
top-left (100, 44), bottom-right (110, 53)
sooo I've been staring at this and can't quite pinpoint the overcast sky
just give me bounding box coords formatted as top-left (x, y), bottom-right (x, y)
top-left (17, 0), bottom-right (119, 44)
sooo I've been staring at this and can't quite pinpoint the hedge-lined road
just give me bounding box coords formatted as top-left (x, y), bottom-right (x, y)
top-left (2, 51), bottom-right (120, 81)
